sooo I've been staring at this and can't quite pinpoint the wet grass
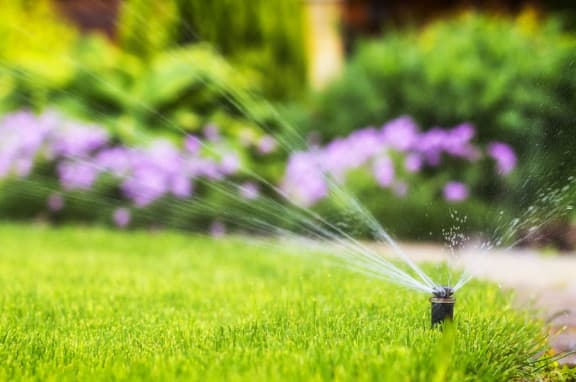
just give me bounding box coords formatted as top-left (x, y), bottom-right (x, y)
top-left (0, 224), bottom-right (571, 381)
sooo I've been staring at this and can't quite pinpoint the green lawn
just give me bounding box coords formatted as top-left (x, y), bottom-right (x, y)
top-left (0, 224), bottom-right (569, 381)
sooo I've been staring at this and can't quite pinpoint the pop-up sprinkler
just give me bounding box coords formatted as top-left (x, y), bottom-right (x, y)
top-left (430, 286), bottom-right (455, 327)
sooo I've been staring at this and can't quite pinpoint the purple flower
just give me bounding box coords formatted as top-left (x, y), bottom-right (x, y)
top-left (1, 111), bottom-right (53, 152)
top-left (451, 123), bottom-right (475, 142)
top-left (94, 147), bottom-right (131, 176)
top-left (170, 175), bottom-right (193, 198)
top-left (114, 141), bottom-right (197, 205)
top-left (13, 130), bottom-right (45, 157)
top-left (239, 181), bottom-right (260, 200)
top-left (49, 121), bottom-right (109, 158)
top-left (321, 139), bottom-right (358, 178)
top-left (443, 182), bottom-right (469, 202)
top-left (0, 111), bottom-right (52, 178)
top-left (187, 158), bottom-right (223, 180)
top-left (416, 128), bottom-right (446, 166)
top-left (442, 123), bottom-right (479, 160)
top-left (121, 167), bottom-right (168, 207)
top-left (113, 207), bottom-right (131, 228)
top-left (257, 135), bottom-right (277, 154)
top-left (220, 153), bottom-right (240, 175)
top-left (348, 127), bottom-right (383, 158)
top-left (381, 116), bottom-right (419, 151)
top-left (413, 123), bottom-right (480, 164)
top-left (0, 154), bottom-right (11, 178)
top-left (146, 140), bottom-right (184, 173)
top-left (295, 175), bottom-right (328, 206)
top-left (47, 192), bottom-right (64, 212)
top-left (317, 127), bottom-right (385, 180)
top-left (184, 135), bottom-right (201, 154)
top-left (404, 154), bottom-right (422, 173)
top-left (210, 220), bottom-right (226, 237)
top-left (57, 161), bottom-right (99, 190)
top-left (281, 152), bottom-right (328, 206)
top-left (487, 142), bottom-right (517, 175)
top-left (14, 157), bottom-right (34, 177)
top-left (373, 156), bottom-right (394, 187)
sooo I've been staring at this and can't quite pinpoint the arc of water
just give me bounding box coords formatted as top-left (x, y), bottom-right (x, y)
top-left (326, 177), bottom-right (439, 290)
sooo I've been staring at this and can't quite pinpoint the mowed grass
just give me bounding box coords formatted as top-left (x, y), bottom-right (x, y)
top-left (0, 224), bottom-right (567, 381)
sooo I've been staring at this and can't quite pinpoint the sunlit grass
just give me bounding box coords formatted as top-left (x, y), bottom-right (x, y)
top-left (0, 224), bottom-right (569, 381)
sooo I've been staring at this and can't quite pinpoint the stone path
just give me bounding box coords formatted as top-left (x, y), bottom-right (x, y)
top-left (397, 244), bottom-right (576, 366)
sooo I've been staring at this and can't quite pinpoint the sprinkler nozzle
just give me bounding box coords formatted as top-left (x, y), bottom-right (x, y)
top-left (432, 286), bottom-right (454, 298)
top-left (430, 286), bottom-right (455, 327)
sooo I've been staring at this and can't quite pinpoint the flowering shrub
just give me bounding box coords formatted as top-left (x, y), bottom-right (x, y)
top-left (281, 116), bottom-right (516, 206)
top-left (0, 110), bottom-right (275, 228)
top-left (0, 111), bottom-right (517, 237)
top-left (288, 12), bottom-right (575, 212)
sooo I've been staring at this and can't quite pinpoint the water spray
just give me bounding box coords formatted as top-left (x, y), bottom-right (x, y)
top-left (430, 286), bottom-right (455, 327)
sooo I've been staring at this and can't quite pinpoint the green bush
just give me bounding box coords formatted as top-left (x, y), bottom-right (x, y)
top-left (56, 38), bottom-right (283, 145)
top-left (0, 0), bottom-right (78, 111)
top-left (292, 12), bottom-right (576, 205)
top-left (118, 0), bottom-right (308, 100)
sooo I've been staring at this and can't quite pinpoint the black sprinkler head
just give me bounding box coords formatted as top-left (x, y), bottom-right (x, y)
top-left (430, 286), bottom-right (455, 327)
top-left (432, 286), bottom-right (454, 298)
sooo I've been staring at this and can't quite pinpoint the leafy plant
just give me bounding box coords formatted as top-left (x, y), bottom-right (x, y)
top-left (0, 0), bottom-right (78, 111)
top-left (57, 37), bottom-right (282, 145)
top-left (117, 0), bottom-right (308, 100)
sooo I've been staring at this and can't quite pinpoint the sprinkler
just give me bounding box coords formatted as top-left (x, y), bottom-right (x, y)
top-left (430, 286), bottom-right (455, 327)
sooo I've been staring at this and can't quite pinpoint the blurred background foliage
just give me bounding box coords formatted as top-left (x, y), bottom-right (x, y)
top-left (287, 11), bottom-right (576, 216)
top-left (0, 0), bottom-right (574, 245)
top-left (118, 0), bottom-right (308, 100)
top-left (0, 0), bottom-right (77, 106)
top-left (0, 0), bottom-right (288, 145)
